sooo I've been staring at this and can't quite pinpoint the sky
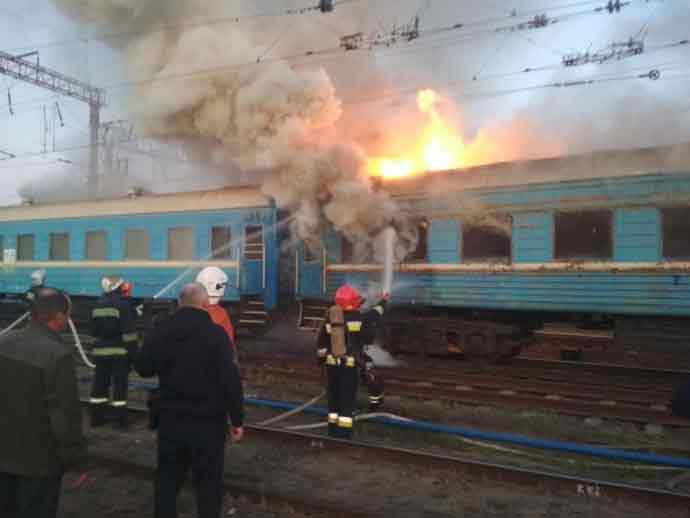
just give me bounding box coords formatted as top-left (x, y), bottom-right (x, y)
top-left (0, 0), bottom-right (689, 206)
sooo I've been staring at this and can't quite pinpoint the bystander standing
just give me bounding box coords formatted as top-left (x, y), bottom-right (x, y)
top-left (0, 288), bottom-right (85, 518)
top-left (135, 282), bottom-right (244, 518)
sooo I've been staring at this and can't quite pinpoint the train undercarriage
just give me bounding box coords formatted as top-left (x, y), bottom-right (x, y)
top-left (298, 299), bottom-right (690, 364)
top-left (3, 292), bottom-right (690, 364)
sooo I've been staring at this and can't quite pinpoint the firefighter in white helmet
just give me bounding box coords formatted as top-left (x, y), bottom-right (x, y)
top-left (89, 275), bottom-right (139, 428)
top-left (23, 269), bottom-right (46, 307)
top-left (196, 266), bottom-right (236, 359)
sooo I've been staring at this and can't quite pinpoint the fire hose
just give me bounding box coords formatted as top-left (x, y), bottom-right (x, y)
top-left (0, 311), bottom-right (30, 338)
top-left (0, 312), bottom-right (95, 369)
top-left (68, 317), bottom-right (95, 369)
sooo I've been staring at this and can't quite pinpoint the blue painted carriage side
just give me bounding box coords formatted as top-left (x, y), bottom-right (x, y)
top-left (429, 219), bottom-right (460, 264)
top-left (0, 206), bottom-right (279, 308)
top-left (614, 208), bottom-right (661, 262)
top-left (324, 228), bottom-right (341, 264)
top-left (259, 208), bottom-right (279, 310)
top-left (297, 242), bottom-right (323, 298)
top-left (0, 265), bottom-right (241, 301)
top-left (512, 212), bottom-right (553, 263)
top-left (474, 173), bottom-right (690, 209)
top-left (426, 272), bottom-right (690, 316)
top-left (314, 173), bottom-right (690, 313)
top-left (322, 269), bottom-right (690, 317)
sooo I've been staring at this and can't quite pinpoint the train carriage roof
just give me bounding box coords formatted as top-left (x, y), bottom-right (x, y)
top-left (0, 186), bottom-right (272, 222)
top-left (383, 142), bottom-right (690, 197)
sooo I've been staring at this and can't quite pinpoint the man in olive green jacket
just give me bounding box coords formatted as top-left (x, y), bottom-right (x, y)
top-left (0, 288), bottom-right (85, 518)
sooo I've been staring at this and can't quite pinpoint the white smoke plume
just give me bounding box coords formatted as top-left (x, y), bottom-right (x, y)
top-left (52, 0), bottom-right (418, 257)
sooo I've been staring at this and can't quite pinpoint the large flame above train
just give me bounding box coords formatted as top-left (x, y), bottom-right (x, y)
top-left (366, 89), bottom-right (467, 179)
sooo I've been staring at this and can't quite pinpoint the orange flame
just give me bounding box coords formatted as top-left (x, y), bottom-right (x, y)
top-left (367, 89), bottom-right (466, 178)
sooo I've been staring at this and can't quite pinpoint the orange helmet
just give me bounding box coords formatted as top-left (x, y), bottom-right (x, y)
top-left (335, 284), bottom-right (363, 311)
top-left (121, 281), bottom-right (133, 297)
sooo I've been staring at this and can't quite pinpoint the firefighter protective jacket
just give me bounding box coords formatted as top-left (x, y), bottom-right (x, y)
top-left (23, 285), bottom-right (42, 308)
top-left (317, 300), bottom-right (386, 357)
top-left (91, 291), bottom-right (139, 357)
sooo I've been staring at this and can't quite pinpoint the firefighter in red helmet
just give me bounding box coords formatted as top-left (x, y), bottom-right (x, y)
top-left (317, 284), bottom-right (387, 439)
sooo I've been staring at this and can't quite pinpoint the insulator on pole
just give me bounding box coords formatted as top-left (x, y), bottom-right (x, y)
top-left (319, 0), bottom-right (334, 13)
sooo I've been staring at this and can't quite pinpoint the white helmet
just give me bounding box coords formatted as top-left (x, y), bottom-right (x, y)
top-left (196, 266), bottom-right (228, 304)
top-left (101, 275), bottom-right (124, 294)
top-left (30, 269), bottom-right (46, 287)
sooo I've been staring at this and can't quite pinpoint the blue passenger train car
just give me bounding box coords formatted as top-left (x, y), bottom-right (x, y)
top-left (0, 187), bottom-right (279, 330)
top-left (295, 145), bottom-right (690, 359)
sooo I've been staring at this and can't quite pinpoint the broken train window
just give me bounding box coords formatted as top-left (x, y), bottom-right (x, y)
top-left (662, 207), bottom-right (690, 260)
top-left (462, 215), bottom-right (512, 262)
top-left (554, 210), bottom-right (612, 260)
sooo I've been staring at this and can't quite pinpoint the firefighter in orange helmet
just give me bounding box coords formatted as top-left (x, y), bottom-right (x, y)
top-left (316, 284), bottom-right (387, 439)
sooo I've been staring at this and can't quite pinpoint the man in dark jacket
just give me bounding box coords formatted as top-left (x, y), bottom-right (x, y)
top-left (135, 282), bottom-right (244, 518)
top-left (0, 288), bottom-right (85, 518)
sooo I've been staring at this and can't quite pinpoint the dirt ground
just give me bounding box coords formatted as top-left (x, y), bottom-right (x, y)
top-left (59, 402), bottom-right (690, 518)
top-left (66, 329), bottom-right (690, 517)
top-left (58, 467), bottom-right (317, 518)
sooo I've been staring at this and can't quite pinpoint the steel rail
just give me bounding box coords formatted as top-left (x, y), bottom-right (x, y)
top-left (246, 363), bottom-right (690, 428)
top-left (84, 402), bottom-right (690, 514)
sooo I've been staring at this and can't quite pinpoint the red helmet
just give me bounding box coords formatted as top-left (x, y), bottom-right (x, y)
top-left (121, 281), bottom-right (133, 297)
top-left (335, 284), bottom-right (363, 311)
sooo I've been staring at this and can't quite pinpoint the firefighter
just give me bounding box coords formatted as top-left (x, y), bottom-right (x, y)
top-left (23, 269), bottom-right (46, 307)
top-left (89, 275), bottom-right (139, 428)
top-left (196, 266), bottom-right (236, 356)
top-left (317, 284), bottom-right (387, 439)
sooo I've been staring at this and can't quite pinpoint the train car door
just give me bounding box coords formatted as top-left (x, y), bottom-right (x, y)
top-left (297, 243), bottom-right (323, 298)
top-left (241, 224), bottom-right (265, 295)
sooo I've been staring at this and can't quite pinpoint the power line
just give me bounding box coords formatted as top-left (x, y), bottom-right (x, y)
top-left (0, 1), bottom-right (345, 55)
top-left (338, 0), bottom-right (660, 52)
top-left (0, 0), bottom-right (666, 105)
top-left (341, 62), bottom-right (684, 106)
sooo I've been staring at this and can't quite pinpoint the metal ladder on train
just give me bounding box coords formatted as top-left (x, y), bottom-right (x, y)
top-left (237, 296), bottom-right (270, 334)
top-left (298, 300), bottom-right (330, 331)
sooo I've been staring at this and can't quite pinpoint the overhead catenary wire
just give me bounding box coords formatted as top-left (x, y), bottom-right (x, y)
top-left (0, 33), bottom-right (681, 120)
top-left (0, 0), bottom-right (676, 119)
top-left (0, 1), bottom-right (343, 55)
top-left (0, 0), bottom-right (663, 67)
top-left (0, 60), bottom-right (688, 171)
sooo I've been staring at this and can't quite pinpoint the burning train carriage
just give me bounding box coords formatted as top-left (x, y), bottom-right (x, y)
top-left (296, 148), bottom-right (690, 360)
top-left (0, 188), bottom-right (279, 333)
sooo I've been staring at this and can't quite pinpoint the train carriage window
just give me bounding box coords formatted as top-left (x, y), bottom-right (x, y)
top-left (405, 220), bottom-right (428, 262)
top-left (244, 225), bottom-right (264, 260)
top-left (17, 234), bottom-right (34, 261)
top-left (462, 215), bottom-right (512, 262)
top-left (49, 233), bottom-right (70, 261)
top-left (662, 207), bottom-right (690, 259)
top-left (341, 236), bottom-right (353, 263)
top-left (554, 210), bottom-right (612, 260)
top-left (124, 229), bottom-right (150, 260)
top-left (211, 226), bottom-right (232, 259)
top-left (167, 227), bottom-right (195, 260)
top-left (85, 231), bottom-right (107, 261)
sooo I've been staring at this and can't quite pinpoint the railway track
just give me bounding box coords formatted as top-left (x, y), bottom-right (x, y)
top-left (83, 404), bottom-right (369, 518)
top-left (244, 354), bottom-right (690, 428)
top-left (81, 401), bottom-right (690, 516)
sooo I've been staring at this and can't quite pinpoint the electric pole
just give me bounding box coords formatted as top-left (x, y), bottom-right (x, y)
top-left (0, 50), bottom-right (106, 197)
